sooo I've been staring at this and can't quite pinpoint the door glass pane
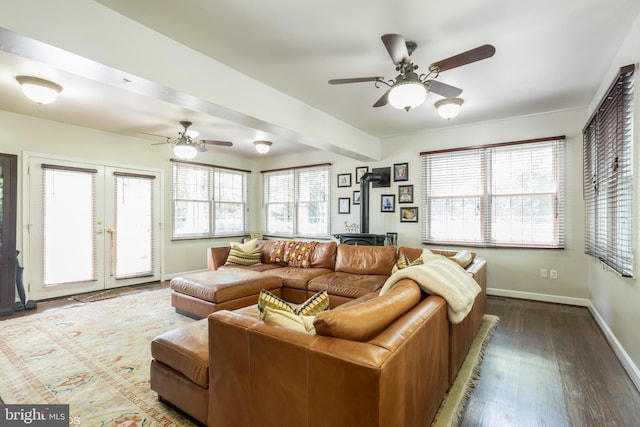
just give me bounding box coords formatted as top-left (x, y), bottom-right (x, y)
top-left (43, 168), bottom-right (96, 285)
top-left (114, 175), bottom-right (153, 278)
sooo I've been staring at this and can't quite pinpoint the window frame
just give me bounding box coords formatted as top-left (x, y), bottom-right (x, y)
top-left (172, 160), bottom-right (249, 240)
top-left (421, 136), bottom-right (566, 249)
top-left (262, 163), bottom-right (331, 239)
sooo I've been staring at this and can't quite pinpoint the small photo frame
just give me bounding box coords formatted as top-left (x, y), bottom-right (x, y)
top-left (353, 190), bottom-right (361, 205)
top-left (338, 197), bottom-right (350, 214)
top-left (338, 173), bottom-right (352, 187)
top-left (355, 166), bottom-right (368, 184)
top-left (398, 185), bottom-right (413, 204)
top-left (381, 194), bottom-right (395, 212)
top-left (394, 163), bottom-right (409, 182)
top-left (400, 207), bottom-right (418, 222)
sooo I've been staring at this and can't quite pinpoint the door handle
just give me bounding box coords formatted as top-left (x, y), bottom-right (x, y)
top-left (97, 229), bottom-right (103, 235)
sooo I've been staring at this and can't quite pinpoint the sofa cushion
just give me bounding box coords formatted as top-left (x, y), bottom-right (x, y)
top-left (262, 307), bottom-right (316, 334)
top-left (264, 266), bottom-right (333, 290)
top-left (309, 241), bottom-right (337, 269)
top-left (313, 280), bottom-right (421, 342)
top-left (334, 244), bottom-right (397, 276)
top-left (225, 239), bottom-right (262, 266)
top-left (308, 272), bottom-right (389, 301)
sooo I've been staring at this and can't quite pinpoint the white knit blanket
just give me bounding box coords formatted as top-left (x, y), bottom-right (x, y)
top-left (379, 257), bottom-right (481, 324)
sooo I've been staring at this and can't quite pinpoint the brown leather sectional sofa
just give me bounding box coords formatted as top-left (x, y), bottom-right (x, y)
top-left (151, 240), bottom-right (487, 426)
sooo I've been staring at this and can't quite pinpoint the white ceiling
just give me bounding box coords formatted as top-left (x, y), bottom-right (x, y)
top-left (1, 0), bottom-right (639, 157)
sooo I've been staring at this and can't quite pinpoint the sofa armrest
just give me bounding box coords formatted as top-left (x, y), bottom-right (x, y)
top-left (466, 258), bottom-right (487, 292)
top-left (206, 246), bottom-right (231, 270)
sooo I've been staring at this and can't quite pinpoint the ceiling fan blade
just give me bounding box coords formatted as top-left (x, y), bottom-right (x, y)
top-left (201, 139), bottom-right (233, 147)
top-left (381, 33), bottom-right (410, 65)
top-left (329, 77), bottom-right (384, 85)
top-left (426, 80), bottom-right (463, 98)
top-left (150, 141), bottom-right (170, 146)
top-left (430, 44), bottom-right (496, 72)
top-left (373, 88), bottom-right (391, 108)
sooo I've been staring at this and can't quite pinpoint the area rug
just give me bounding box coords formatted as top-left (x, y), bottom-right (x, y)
top-left (0, 288), bottom-right (498, 427)
top-left (0, 287), bottom-right (197, 426)
top-left (72, 286), bottom-right (144, 303)
top-left (431, 314), bottom-right (500, 427)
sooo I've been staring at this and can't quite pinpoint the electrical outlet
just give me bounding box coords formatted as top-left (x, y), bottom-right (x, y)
top-left (540, 268), bottom-right (548, 278)
top-left (550, 269), bottom-right (558, 279)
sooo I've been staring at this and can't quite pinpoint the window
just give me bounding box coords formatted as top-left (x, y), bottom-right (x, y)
top-left (421, 137), bottom-right (565, 248)
top-left (583, 65), bottom-right (634, 277)
top-left (172, 160), bottom-right (249, 239)
top-left (262, 164), bottom-right (331, 238)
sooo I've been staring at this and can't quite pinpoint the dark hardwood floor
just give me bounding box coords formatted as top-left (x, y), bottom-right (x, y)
top-left (462, 296), bottom-right (640, 427)
top-left (4, 286), bottom-right (640, 426)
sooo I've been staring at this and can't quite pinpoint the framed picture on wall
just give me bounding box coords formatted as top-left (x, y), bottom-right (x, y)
top-left (398, 185), bottom-right (413, 203)
top-left (381, 194), bottom-right (395, 212)
top-left (338, 197), bottom-right (350, 214)
top-left (338, 173), bottom-right (352, 187)
top-left (353, 190), bottom-right (361, 205)
top-left (393, 163), bottom-right (409, 181)
top-left (400, 207), bottom-right (418, 222)
top-left (355, 166), bottom-right (368, 184)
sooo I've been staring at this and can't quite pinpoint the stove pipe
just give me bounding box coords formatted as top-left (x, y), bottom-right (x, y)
top-left (359, 172), bottom-right (385, 233)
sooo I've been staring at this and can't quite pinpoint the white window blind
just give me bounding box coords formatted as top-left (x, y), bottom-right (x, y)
top-left (422, 137), bottom-right (565, 248)
top-left (42, 164), bottom-right (97, 285)
top-left (262, 164), bottom-right (331, 238)
top-left (583, 64), bottom-right (634, 277)
top-left (113, 172), bottom-right (154, 279)
top-left (172, 161), bottom-right (249, 239)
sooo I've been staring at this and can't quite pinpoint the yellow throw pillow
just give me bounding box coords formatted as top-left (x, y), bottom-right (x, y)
top-left (225, 239), bottom-right (262, 266)
top-left (262, 306), bottom-right (316, 334)
top-left (392, 255), bottom-right (425, 274)
top-left (295, 290), bottom-right (329, 316)
top-left (258, 289), bottom-right (330, 317)
top-left (258, 289), bottom-right (295, 317)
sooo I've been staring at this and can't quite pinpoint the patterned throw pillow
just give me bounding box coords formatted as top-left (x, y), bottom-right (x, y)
top-left (450, 250), bottom-right (473, 268)
top-left (258, 289), bottom-right (295, 317)
top-left (258, 289), bottom-right (330, 318)
top-left (295, 290), bottom-right (330, 316)
top-left (392, 255), bottom-right (425, 274)
top-left (285, 241), bottom-right (318, 268)
top-left (225, 239), bottom-right (262, 266)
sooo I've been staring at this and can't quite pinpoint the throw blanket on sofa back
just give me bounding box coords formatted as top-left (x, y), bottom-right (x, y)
top-left (379, 253), bottom-right (481, 324)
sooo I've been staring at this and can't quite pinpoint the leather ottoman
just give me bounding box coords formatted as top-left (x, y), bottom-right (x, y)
top-left (150, 319), bottom-right (209, 425)
top-left (170, 269), bottom-right (282, 319)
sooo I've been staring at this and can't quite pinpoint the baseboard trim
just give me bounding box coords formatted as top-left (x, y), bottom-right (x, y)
top-left (486, 288), bottom-right (591, 307)
top-left (487, 287), bottom-right (640, 392)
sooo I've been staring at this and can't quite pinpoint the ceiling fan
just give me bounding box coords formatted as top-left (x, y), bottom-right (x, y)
top-left (151, 120), bottom-right (233, 159)
top-left (329, 34), bottom-right (496, 112)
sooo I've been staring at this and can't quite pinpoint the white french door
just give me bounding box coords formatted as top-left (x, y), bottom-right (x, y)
top-left (27, 156), bottom-right (162, 300)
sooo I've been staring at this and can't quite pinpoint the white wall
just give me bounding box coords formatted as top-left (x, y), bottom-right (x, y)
top-left (0, 110), bottom-right (257, 281)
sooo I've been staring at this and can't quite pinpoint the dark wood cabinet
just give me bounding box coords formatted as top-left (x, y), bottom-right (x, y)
top-left (0, 153), bottom-right (17, 316)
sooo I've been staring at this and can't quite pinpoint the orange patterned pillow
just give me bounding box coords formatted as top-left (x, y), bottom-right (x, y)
top-left (285, 241), bottom-right (318, 268)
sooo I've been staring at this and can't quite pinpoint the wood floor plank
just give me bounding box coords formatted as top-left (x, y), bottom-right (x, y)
top-left (461, 297), bottom-right (640, 427)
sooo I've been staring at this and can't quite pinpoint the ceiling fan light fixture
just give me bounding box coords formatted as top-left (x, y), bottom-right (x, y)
top-left (16, 75), bottom-right (63, 104)
top-left (173, 141), bottom-right (198, 159)
top-left (254, 140), bottom-right (272, 154)
top-left (388, 81), bottom-right (427, 111)
top-left (435, 97), bottom-right (464, 119)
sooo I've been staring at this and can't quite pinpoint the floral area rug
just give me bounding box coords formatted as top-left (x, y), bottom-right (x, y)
top-left (0, 287), bottom-right (197, 426)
